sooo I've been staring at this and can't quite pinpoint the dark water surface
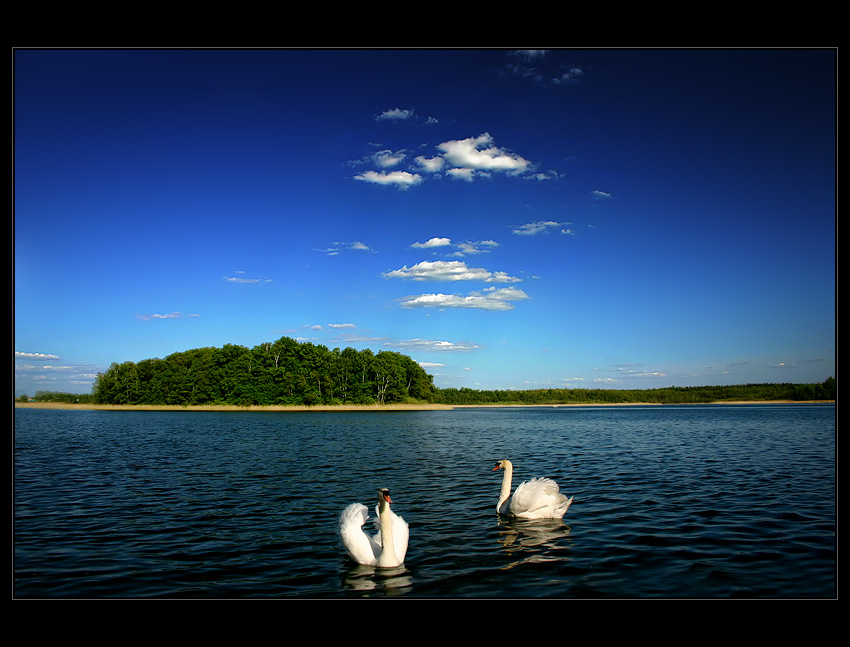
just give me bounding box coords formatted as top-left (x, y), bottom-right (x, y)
top-left (14, 404), bottom-right (835, 598)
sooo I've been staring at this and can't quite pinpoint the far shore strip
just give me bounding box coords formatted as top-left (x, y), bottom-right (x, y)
top-left (15, 400), bottom-right (825, 412)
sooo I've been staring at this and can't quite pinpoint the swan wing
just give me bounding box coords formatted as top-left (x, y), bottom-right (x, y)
top-left (510, 478), bottom-right (573, 519)
top-left (339, 503), bottom-right (380, 565)
top-left (390, 509), bottom-right (409, 563)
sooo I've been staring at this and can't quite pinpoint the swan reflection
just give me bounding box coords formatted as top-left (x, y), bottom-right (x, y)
top-left (341, 563), bottom-right (412, 594)
top-left (497, 517), bottom-right (572, 549)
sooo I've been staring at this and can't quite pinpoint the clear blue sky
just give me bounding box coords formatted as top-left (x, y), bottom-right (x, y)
top-left (14, 48), bottom-right (836, 396)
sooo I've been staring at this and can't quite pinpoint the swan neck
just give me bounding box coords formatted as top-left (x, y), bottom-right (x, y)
top-left (378, 500), bottom-right (396, 562)
top-left (498, 463), bottom-right (513, 510)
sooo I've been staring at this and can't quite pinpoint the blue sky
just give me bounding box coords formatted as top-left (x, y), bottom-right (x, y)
top-left (14, 48), bottom-right (836, 396)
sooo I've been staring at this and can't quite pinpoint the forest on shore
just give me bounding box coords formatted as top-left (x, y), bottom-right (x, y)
top-left (435, 378), bottom-right (835, 405)
top-left (15, 337), bottom-right (836, 407)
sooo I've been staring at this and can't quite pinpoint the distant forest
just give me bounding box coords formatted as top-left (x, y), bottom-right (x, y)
top-left (16, 337), bottom-right (836, 407)
top-left (435, 378), bottom-right (836, 405)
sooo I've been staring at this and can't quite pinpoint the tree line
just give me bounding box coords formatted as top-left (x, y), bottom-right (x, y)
top-left (433, 377), bottom-right (836, 405)
top-left (89, 337), bottom-right (436, 406)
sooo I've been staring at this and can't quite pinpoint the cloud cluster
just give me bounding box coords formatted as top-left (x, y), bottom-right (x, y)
top-left (374, 107), bottom-right (439, 125)
top-left (380, 222), bottom-right (535, 313)
top-left (353, 170), bottom-right (423, 188)
top-left (512, 220), bottom-right (562, 236)
top-left (326, 330), bottom-right (481, 354)
top-left (437, 133), bottom-right (529, 176)
top-left (16, 351), bottom-right (60, 360)
top-left (512, 220), bottom-right (578, 236)
top-left (411, 237), bottom-right (452, 249)
top-left (398, 286), bottom-right (530, 311)
top-left (390, 338), bottom-right (481, 352)
top-left (316, 241), bottom-right (374, 256)
top-left (383, 260), bottom-right (520, 284)
top-left (503, 50), bottom-right (585, 87)
top-left (15, 353), bottom-right (101, 394)
top-left (353, 128), bottom-right (546, 189)
top-left (375, 108), bottom-right (414, 121)
top-left (411, 237), bottom-right (498, 256)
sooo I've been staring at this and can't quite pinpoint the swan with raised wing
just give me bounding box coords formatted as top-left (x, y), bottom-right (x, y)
top-left (493, 459), bottom-right (573, 519)
top-left (339, 488), bottom-right (409, 568)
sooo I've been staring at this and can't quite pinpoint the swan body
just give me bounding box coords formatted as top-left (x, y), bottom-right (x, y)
top-left (493, 459), bottom-right (573, 519)
top-left (339, 488), bottom-right (409, 568)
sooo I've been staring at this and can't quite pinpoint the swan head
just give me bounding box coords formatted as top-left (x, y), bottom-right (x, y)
top-left (493, 459), bottom-right (512, 472)
top-left (377, 488), bottom-right (393, 507)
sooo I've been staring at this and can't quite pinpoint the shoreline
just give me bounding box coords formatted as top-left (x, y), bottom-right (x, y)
top-left (14, 400), bottom-right (832, 412)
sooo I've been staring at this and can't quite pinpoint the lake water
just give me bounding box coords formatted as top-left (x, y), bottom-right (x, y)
top-left (14, 403), bottom-right (836, 598)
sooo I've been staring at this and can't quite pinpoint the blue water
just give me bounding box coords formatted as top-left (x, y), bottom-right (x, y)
top-left (14, 404), bottom-right (835, 598)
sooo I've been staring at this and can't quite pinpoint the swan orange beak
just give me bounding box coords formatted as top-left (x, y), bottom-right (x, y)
top-left (382, 492), bottom-right (392, 503)
top-left (492, 465), bottom-right (501, 471)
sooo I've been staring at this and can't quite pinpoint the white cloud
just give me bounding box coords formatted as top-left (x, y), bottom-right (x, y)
top-left (512, 220), bottom-right (563, 235)
top-left (446, 167), bottom-right (477, 182)
top-left (411, 237), bottom-right (452, 249)
top-left (454, 240), bottom-right (499, 255)
top-left (391, 338), bottom-right (481, 352)
top-left (612, 366), bottom-right (668, 379)
top-left (383, 260), bottom-right (520, 283)
top-left (437, 133), bottom-right (531, 175)
top-left (511, 49), bottom-right (548, 61)
top-left (504, 51), bottom-right (585, 87)
top-left (223, 271), bottom-right (271, 284)
top-left (552, 67), bottom-right (584, 85)
top-left (376, 108), bottom-right (414, 121)
top-left (414, 155), bottom-right (444, 173)
top-left (372, 149), bottom-right (407, 168)
top-left (317, 241), bottom-right (374, 255)
top-left (525, 170), bottom-right (563, 181)
top-left (410, 238), bottom-right (499, 257)
top-left (136, 312), bottom-right (199, 320)
top-left (223, 274), bottom-right (272, 283)
top-left (354, 170), bottom-right (423, 189)
top-left (398, 286), bottom-right (530, 311)
top-left (15, 351), bottom-right (61, 361)
top-left (337, 333), bottom-right (385, 344)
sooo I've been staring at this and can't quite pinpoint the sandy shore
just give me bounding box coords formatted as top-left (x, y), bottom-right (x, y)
top-left (14, 400), bottom-right (826, 412)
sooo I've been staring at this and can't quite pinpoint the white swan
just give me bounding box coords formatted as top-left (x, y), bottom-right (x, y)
top-left (339, 488), bottom-right (409, 568)
top-left (493, 459), bottom-right (573, 519)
